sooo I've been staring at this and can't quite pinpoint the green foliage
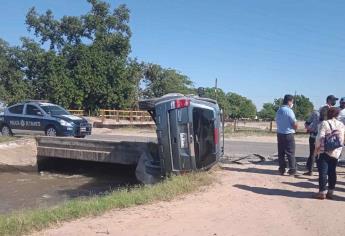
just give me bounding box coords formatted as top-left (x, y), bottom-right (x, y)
top-left (142, 64), bottom-right (194, 98)
top-left (226, 92), bottom-right (257, 119)
top-left (258, 95), bottom-right (314, 120)
top-left (20, 0), bottom-right (136, 111)
top-left (202, 89), bottom-right (257, 119)
top-left (203, 87), bottom-right (230, 115)
top-left (294, 95), bottom-right (314, 120)
top-left (257, 103), bottom-right (277, 120)
top-left (0, 39), bottom-right (32, 105)
top-left (0, 1), bottom-right (195, 111)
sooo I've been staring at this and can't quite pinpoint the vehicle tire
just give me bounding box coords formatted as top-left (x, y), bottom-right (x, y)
top-left (45, 126), bottom-right (57, 137)
top-left (1, 125), bottom-right (13, 136)
top-left (75, 135), bottom-right (86, 138)
top-left (138, 99), bottom-right (157, 110)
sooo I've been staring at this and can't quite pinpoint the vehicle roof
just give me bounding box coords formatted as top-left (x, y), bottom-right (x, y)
top-left (8, 101), bottom-right (57, 107)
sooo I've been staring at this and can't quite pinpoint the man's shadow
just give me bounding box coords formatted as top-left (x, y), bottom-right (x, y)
top-left (233, 184), bottom-right (313, 199)
top-left (222, 164), bottom-right (345, 201)
top-left (233, 183), bottom-right (345, 201)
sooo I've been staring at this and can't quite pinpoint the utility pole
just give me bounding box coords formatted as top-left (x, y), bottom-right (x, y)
top-left (215, 78), bottom-right (218, 100)
top-left (294, 91), bottom-right (297, 112)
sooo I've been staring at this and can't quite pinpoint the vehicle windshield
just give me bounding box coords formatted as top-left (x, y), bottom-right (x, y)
top-left (39, 105), bottom-right (70, 116)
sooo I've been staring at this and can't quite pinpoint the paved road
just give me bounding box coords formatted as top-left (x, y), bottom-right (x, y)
top-left (88, 134), bottom-right (309, 157)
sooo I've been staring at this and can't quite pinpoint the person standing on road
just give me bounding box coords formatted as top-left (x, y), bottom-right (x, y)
top-left (319, 95), bottom-right (338, 122)
top-left (314, 107), bottom-right (345, 200)
top-left (276, 94), bottom-right (298, 176)
top-left (303, 110), bottom-right (320, 176)
top-left (338, 97), bottom-right (345, 125)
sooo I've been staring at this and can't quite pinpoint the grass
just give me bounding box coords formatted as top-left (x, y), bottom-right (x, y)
top-left (0, 172), bottom-right (214, 236)
top-left (0, 136), bottom-right (17, 143)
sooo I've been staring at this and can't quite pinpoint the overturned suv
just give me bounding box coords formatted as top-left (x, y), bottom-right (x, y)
top-left (0, 100), bottom-right (92, 138)
top-left (137, 93), bottom-right (224, 181)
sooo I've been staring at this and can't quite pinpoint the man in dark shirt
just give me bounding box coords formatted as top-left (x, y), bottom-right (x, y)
top-left (319, 95), bottom-right (338, 122)
top-left (304, 110), bottom-right (320, 175)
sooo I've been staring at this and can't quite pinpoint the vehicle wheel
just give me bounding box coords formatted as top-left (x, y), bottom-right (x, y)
top-left (45, 126), bottom-right (57, 137)
top-left (75, 135), bottom-right (86, 138)
top-left (1, 125), bottom-right (13, 136)
top-left (138, 99), bottom-right (157, 110)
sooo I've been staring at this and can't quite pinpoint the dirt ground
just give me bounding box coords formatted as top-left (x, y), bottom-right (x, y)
top-left (34, 162), bottom-right (345, 236)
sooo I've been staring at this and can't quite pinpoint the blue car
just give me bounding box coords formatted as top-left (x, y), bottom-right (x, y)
top-left (0, 101), bottom-right (92, 138)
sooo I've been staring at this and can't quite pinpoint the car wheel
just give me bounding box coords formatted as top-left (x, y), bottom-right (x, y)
top-left (45, 126), bottom-right (57, 137)
top-left (1, 125), bottom-right (13, 136)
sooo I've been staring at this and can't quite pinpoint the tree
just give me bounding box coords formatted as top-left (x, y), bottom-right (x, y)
top-left (257, 103), bottom-right (277, 120)
top-left (203, 87), bottom-right (230, 115)
top-left (22, 0), bottom-right (137, 111)
top-left (0, 39), bottom-right (32, 104)
top-left (142, 64), bottom-right (193, 98)
top-left (294, 95), bottom-right (314, 120)
top-left (258, 95), bottom-right (314, 121)
top-left (226, 92), bottom-right (257, 119)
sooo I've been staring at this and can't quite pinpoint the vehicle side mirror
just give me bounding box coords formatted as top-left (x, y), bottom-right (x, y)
top-left (37, 111), bottom-right (43, 116)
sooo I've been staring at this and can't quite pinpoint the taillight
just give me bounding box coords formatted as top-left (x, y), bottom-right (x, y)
top-left (173, 99), bottom-right (190, 109)
top-left (214, 128), bottom-right (219, 145)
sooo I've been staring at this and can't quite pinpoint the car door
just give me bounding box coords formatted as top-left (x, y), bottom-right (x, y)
top-left (24, 104), bottom-right (45, 135)
top-left (6, 104), bottom-right (25, 133)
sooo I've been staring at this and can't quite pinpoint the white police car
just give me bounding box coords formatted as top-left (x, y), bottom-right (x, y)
top-left (0, 100), bottom-right (92, 138)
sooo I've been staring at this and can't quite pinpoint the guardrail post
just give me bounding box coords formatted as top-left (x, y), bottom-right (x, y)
top-left (269, 121), bottom-right (273, 132)
top-left (116, 110), bottom-right (119, 122)
top-left (101, 110), bottom-right (105, 123)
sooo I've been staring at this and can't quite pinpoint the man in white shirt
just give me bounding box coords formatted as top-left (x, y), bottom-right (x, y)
top-left (339, 97), bottom-right (345, 125)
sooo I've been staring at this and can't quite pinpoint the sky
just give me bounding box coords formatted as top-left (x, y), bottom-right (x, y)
top-left (1, 0), bottom-right (345, 109)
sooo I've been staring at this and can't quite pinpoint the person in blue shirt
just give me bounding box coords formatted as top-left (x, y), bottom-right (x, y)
top-left (276, 94), bottom-right (298, 175)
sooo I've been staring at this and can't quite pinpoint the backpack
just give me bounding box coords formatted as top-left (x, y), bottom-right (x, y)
top-left (324, 121), bottom-right (343, 152)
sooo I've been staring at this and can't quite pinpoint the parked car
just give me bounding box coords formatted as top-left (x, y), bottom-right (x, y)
top-left (0, 100), bottom-right (92, 138)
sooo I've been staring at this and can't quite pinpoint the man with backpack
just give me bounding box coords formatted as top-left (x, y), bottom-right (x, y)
top-left (313, 107), bottom-right (345, 200)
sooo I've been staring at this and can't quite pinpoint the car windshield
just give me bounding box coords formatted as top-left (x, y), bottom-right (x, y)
top-left (39, 105), bottom-right (70, 116)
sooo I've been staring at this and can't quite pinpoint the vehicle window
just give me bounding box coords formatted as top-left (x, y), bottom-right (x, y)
top-left (8, 105), bottom-right (24, 114)
top-left (26, 105), bottom-right (43, 116)
top-left (193, 108), bottom-right (215, 168)
top-left (0, 101), bottom-right (6, 113)
top-left (39, 105), bottom-right (70, 116)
